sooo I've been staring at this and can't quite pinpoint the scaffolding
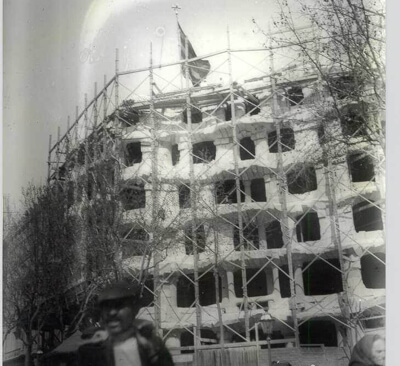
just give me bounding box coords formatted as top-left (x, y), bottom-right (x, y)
top-left (47, 29), bottom-right (385, 366)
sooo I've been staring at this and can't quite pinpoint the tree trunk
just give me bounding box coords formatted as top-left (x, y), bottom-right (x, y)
top-left (24, 340), bottom-right (32, 366)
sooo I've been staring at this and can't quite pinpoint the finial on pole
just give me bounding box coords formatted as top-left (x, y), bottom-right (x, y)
top-left (172, 3), bottom-right (181, 18)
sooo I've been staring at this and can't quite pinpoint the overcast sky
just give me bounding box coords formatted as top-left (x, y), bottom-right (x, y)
top-left (3, 0), bottom-right (280, 209)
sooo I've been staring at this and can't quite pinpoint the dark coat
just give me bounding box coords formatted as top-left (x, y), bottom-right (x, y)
top-left (77, 320), bottom-right (174, 366)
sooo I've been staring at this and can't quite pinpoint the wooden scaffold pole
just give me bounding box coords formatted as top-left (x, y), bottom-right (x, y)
top-left (227, 27), bottom-right (250, 341)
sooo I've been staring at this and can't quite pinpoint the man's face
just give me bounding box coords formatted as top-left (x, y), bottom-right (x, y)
top-left (101, 298), bottom-right (136, 337)
top-left (371, 339), bottom-right (385, 366)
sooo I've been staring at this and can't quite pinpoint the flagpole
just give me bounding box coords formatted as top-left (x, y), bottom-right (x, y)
top-left (172, 4), bottom-right (183, 89)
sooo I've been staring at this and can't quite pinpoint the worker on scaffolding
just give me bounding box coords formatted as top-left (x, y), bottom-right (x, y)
top-left (77, 281), bottom-right (174, 366)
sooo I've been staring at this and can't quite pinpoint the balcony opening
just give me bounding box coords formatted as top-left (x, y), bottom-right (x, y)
top-left (287, 166), bottom-right (318, 194)
top-left (239, 137), bottom-right (255, 160)
top-left (244, 95), bottom-right (261, 115)
top-left (266, 220), bottom-right (284, 249)
top-left (177, 275), bottom-right (195, 308)
top-left (184, 225), bottom-right (206, 255)
top-left (268, 128), bottom-right (295, 153)
top-left (303, 258), bottom-right (343, 295)
top-left (296, 212), bottom-right (321, 242)
top-left (120, 184), bottom-right (146, 210)
top-left (178, 184), bottom-right (191, 209)
top-left (347, 152), bottom-right (375, 182)
top-left (121, 228), bottom-right (149, 258)
top-left (361, 253), bottom-right (385, 289)
top-left (215, 180), bottom-right (245, 204)
top-left (199, 272), bottom-right (222, 306)
top-left (287, 86), bottom-right (304, 106)
top-left (234, 268), bottom-right (268, 297)
top-left (177, 272), bottom-right (221, 307)
top-left (278, 265), bottom-right (291, 298)
top-left (192, 141), bottom-right (216, 164)
top-left (233, 221), bottom-right (259, 251)
top-left (352, 200), bottom-right (383, 232)
top-left (125, 142), bottom-right (142, 166)
top-left (200, 329), bottom-right (218, 345)
top-left (183, 107), bottom-right (203, 124)
top-left (172, 144), bottom-right (180, 166)
top-left (341, 105), bottom-right (368, 137)
top-left (180, 329), bottom-right (194, 353)
top-left (250, 178), bottom-right (266, 202)
top-left (299, 320), bottom-right (338, 346)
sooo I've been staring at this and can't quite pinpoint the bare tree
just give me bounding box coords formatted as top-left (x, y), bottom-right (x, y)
top-left (3, 184), bottom-right (76, 366)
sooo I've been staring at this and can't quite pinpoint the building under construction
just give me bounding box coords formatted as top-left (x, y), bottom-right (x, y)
top-left (47, 33), bottom-right (385, 366)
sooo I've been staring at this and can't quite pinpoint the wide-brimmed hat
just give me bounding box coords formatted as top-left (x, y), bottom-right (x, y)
top-left (98, 281), bottom-right (140, 305)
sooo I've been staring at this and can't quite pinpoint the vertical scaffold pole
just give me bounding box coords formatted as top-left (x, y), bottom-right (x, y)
top-left (83, 94), bottom-right (90, 278)
top-left (184, 36), bottom-right (201, 365)
top-left (114, 49), bottom-right (123, 281)
top-left (75, 106), bottom-right (79, 145)
top-left (93, 82), bottom-right (98, 161)
top-left (268, 34), bottom-right (300, 347)
top-left (55, 126), bottom-right (61, 190)
top-left (316, 70), bottom-right (354, 350)
top-left (66, 116), bottom-right (71, 157)
top-left (103, 75), bottom-right (108, 159)
top-left (115, 49), bottom-right (119, 123)
top-left (227, 28), bottom-right (250, 341)
top-left (47, 134), bottom-right (52, 184)
top-left (149, 43), bottom-right (162, 336)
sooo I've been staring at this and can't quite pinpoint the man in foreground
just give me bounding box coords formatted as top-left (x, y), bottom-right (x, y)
top-left (78, 281), bottom-right (174, 366)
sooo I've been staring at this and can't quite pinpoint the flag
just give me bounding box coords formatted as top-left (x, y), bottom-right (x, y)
top-left (178, 23), bottom-right (211, 86)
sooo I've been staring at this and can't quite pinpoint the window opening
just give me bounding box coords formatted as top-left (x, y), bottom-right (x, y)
top-left (299, 320), bottom-right (338, 347)
top-left (347, 152), bottom-right (375, 182)
top-left (331, 75), bottom-right (356, 100)
top-left (361, 253), bottom-right (385, 289)
top-left (184, 225), bottom-right (206, 255)
top-left (234, 268), bottom-right (268, 297)
top-left (199, 272), bottom-right (222, 306)
top-left (303, 258), bottom-right (343, 295)
top-left (120, 184), bottom-right (146, 210)
top-left (178, 184), bottom-right (191, 209)
top-left (215, 180), bottom-right (245, 204)
top-left (341, 106), bottom-right (368, 137)
top-left (171, 144), bottom-right (180, 166)
top-left (192, 141), bottom-right (216, 164)
top-left (287, 86), bottom-right (304, 106)
top-left (287, 166), bottom-right (318, 194)
top-left (268, 128), bottom-right (295, 153)
top-left (296, 212), bottom-right (321, 242)
top-left (250, 178), bottom-right (266, 202)
top-left (180, 329), bottom-right (194, 354)
top-left (177, 275), bottom-right (195, 308)
top-left (266, 220), bottom-right (284, 249)
top-left (125, 142), bottom-right (142, 166)
top-left (233, 221), bottom-right (259, 251)
top-left (239, 137), bottom-right (255, 160)
top-left (278, 265), bottom-right (291, 298)
top-left (352, 200), bottom-right (383, 232)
